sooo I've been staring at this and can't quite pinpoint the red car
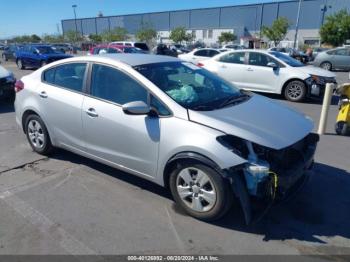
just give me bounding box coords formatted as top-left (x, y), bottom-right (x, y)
top-left (89, 44), bottom-right (147, 55)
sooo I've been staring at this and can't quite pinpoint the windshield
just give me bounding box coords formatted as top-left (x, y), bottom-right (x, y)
top-left (134, 62), bottom-right (248, 111)
top-left (36, 46), bottom-right (57, 54)
top-left (269, 51), bottom-right (304, 67)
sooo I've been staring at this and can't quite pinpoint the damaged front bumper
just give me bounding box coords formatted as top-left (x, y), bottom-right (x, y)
top-left (227, 133), bottom-right (319, 224)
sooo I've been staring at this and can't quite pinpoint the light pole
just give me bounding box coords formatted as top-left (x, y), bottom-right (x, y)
top-left (72, 4), bottom-right (78, 42)
top-left (293, 0), bottom-right (302, 49)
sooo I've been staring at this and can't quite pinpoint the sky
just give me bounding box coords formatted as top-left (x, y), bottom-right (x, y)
top-left (0, 0), bottom-right (289, 38)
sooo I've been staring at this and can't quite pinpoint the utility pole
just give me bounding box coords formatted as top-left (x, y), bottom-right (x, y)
top-left (72, 4), bottom-right (78, 42)
top-left (293, 0), bottom-right (302, 49)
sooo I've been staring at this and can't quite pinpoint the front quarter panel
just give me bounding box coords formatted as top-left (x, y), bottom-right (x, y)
top-left (156, 117), bottom-right (246, 186)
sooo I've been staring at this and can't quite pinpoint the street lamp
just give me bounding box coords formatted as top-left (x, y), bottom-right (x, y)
top-left (293, 0), bottom-right (302, 49)
top-left (72, 4), bottom-right (78, 42)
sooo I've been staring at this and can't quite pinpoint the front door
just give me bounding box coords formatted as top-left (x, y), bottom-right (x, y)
top-left (82, 63), bottom-right (160, 177)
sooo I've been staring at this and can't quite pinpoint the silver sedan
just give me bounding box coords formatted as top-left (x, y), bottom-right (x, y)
top-left (14, 54), bottom-right (318, 222)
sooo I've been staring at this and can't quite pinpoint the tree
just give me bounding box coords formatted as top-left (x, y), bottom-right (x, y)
top-left (136, 23), bottom-right (157, 45)
top-left (261, 17), bottom-right (290, 47)
top-left (89, 34), bottom-right (102, 43)
top-left (320, 9), bottom-right (350, 47)
top-left (169, 27), bottom-right (188, 43)
top-left (101, 27), bottom-right (128, 42)
top-left (42, 34), bottom-right (64, 43)
top-left (30, 34), bottom-right (41, 43)
top-left (218, 32), bottom-right (237, 44)
top-left (64, 30), bottom-right (83, 42)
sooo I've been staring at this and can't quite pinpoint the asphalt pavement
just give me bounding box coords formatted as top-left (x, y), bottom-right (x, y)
top-left (0, 57), bottom-right (349, 258)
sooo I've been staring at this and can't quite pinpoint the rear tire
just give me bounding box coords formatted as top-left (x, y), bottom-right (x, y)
top-left (284, 80), bottom-right (307, 102)
top-left (335, 121), bottom-right (349, 136)
top-left (320, 62), bottom-right (332, 71)
top-left (169, 161), bottom-right (233, 221)
top-left (17, 59), bottom-right (25, 70)
top-left (25, 115), bottom-right (53, 155)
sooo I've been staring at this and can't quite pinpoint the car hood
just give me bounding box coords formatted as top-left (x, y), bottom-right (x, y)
top-left (188, 95), bottom-right (313, 150)
top-left (296, 65), bottom-right (335, 78)
top-left (0, 65), bottom-right (10, 78)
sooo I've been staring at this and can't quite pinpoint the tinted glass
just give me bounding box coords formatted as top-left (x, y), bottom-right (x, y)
top-left (91, 64), bottom-right (148, 105)
top-left (194, 50), bottom-right (208, 57)
top-left (43, 68), bottom-right (55, 83)
top-left (219, 52), bottom-right (245, 64)
top-left (107, 48), bottom-right (121, 54)
top-left (134, 62), bottom-right (244, 111)
top-left (248, 52), bottom-right (276, 67)
top-left (93, 48), bottom-right (101, 54)
top-left (53, 63), bottom-right (86, 92)
top-left (208, 50), bottom-right (220, 57)
top-left (134, 43), bottom-right (149, 51)
top-left (334, 49), bottom-right (349, 56)
top-left (36, 46), bottom-right (57, 54)
top-left (269, 51), bottom-right (304, 67)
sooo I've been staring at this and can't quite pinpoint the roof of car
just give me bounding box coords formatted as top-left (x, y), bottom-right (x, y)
top-left (98, 53), bottom-right (180, 66)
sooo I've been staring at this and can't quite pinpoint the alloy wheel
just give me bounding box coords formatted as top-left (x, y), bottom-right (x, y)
top-left (287, 83), bottom-right (303, 99)
top-left (27, 120), bottom-right (45, 149)
top-left (176, 167), bottom-right (217, 212)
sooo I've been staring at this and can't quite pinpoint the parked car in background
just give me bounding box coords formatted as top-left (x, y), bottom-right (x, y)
top-left (268, 47), bottom-right (308, 63)
top-left (0, 44), bottom-right (5, 50)
top-left (311, 47), bottom-right (329, 61)
top-left (178, 48), bottom-right (221, 64)
top-left (2, 45), bottom-right (22, 62)
top-left (110, 41), bottom-right (149, 52)
top-left (52, 43), bottom-right (72, 53)
top-left (14, 54), bottom-right (319, 222)
top-left (199, 49), bottom-right (336, 102)
top-left (313, 47), bottom-right (350, 71)
top-left (153, 44), bottom-right (178, 57)
top-left (0, 64), bottom-right (15, 100)
top-left (89, 44), bottom-right (145, 55)
top-left (89, 44), bottom-right (123, 55)
top-left (223, 44), bottom-right (245, 50)
top-left (15, 44), bottom-right (72, 70)
top-left (170, 44), bottom-right (190, 54)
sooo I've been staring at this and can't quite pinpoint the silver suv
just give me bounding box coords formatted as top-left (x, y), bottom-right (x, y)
top-left (14, 54), bottom-right (319, 222)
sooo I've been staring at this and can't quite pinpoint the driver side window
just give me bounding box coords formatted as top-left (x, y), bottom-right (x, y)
top-left (248, 52), bottom-right (277, 67)
top-left (219, 52), bottom-right (245, 64)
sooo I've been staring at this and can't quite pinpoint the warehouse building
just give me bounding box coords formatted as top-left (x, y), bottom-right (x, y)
top-left (61, 0), bottom-right (350, 47)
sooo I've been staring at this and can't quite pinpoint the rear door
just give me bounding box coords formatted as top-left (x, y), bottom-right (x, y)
top-left (82, 63), bottom-right (160, 177)
top-left (210, 51), bottom-right (249, 89)
top-left (39, 62), bottom-right (88, 150)
top-left (332, 48), bottom-right (350, 69)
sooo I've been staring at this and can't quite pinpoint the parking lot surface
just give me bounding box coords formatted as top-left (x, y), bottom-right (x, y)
top-left (0, 57), bottom-right (349, 257)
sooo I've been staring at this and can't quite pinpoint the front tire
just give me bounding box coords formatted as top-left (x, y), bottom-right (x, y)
top-left (284, 80), bottom-right (307, 102)
top-left (335, 121), bottom-right (349, 136)
top-left (320, 62), bottom-right (332, 71)
top-left (25, 115), bottom-right (53, 155)
top-left (169, 162), bottom-right (233, 221)
top-left (17, 59), bottom-right (25, 70)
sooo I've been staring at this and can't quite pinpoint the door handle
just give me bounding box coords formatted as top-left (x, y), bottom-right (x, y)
top-left (247, 68), bottom-right (253, 71)
top-left (85, 108), bottom-right (98, 117)
top-left (39, 91), bottom-right (48, 98)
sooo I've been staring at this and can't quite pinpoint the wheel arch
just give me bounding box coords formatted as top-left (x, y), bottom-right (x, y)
top-left (281, 78), bottom-right (308, 95)
top-left (21, 109), bottom-right (40, 133)
top-left (163, 151), bottom-right (226, 189)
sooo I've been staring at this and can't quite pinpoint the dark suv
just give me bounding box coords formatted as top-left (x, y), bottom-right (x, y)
top-left (15, 44), bottom-right (72, 70)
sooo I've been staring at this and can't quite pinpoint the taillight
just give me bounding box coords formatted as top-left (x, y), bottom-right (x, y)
top-left (15, 80), bottom-right (24, 93)
top-left (197, 62), bottom-right (204, 67)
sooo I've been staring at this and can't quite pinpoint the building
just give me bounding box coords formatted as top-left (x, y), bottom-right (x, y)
top-left (61, 0), bottom-right (350, 47)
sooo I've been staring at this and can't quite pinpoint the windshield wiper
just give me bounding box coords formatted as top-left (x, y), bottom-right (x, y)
top-left (218, 94), bottom-right (250, 109)
top-left (190, 105), bottom-right (215, 111)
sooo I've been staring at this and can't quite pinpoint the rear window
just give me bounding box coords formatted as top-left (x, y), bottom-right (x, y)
top-left (43, 63), bottom-right (87, 92)
top-left (134, 43), bottom-right (149, 51)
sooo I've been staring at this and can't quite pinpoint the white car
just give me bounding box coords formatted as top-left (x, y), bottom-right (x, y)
top-left (200, 50), bottom-right (336, 102)
top-left (178, 48), bottom-right (221, 64)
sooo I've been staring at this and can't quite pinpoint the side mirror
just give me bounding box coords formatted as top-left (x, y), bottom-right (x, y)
top-left (267, 62), bottom-right (278, 70)
top-left (122, 101), bottom-right (151, 115)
